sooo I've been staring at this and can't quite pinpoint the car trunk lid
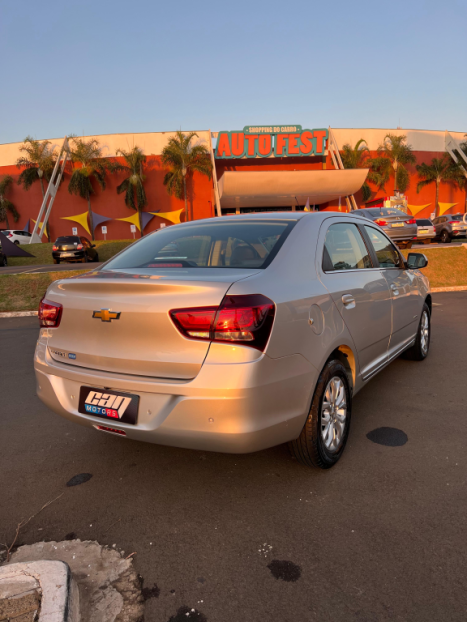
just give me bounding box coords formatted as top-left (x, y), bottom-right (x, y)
top-left (45, 268), bottom-right (259, 379)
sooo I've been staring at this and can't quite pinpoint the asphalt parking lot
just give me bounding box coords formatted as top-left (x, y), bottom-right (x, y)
top-left (1, 292), bottom-right (466, 622)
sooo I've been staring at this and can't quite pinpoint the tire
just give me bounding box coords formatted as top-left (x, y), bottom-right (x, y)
top-left (440, 230), bottom-right (451, 244)
top-left (82, 255), bottom-right (88, 263)
top-left (405, 241), bottom-right (413, 249)
top-left (53, 258), bottom-right (60, 264)
top-left (2, 255), bottom-right (7, 266)
top-left (94, 253), bottom-right (99, 262)
top-left (14, 240), bottom-right (20, 245)
top-left (403, 303), bottom-right (431, 361)
top-left (289, 359), bottom-right (352, 469)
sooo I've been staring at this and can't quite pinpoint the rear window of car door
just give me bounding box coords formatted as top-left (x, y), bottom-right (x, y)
top-left (323, 223), bottom-right (372, 271)
top-left (364, 226), bottom-right (401, 268)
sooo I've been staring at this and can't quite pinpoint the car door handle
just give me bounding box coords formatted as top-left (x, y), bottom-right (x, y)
top-left (390, 284), bottom-right (400, 296)
top-left (341, 294), bottom-right (356, 308)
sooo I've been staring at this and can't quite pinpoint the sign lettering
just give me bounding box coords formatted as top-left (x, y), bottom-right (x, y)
top-left (216, 127), bottom-right (328, 159)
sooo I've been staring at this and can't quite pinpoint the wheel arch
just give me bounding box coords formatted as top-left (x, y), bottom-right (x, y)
top-left (327, 345), bottom-right (356, 394)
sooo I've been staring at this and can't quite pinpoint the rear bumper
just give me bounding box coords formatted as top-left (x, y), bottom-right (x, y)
top-left (34, 338), bottom-right (316, 454)
top-left (52, 251), bottom-right (85, 261)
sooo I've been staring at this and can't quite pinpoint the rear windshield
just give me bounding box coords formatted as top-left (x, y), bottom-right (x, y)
top-left (55, 236), bottom-right (80, 243)
top-left (416, 219), bottom-right (432, 226)
top-left (365, 208), bottom-right (408, 218)
top-left (104, 220), bottom-right (296, 270)
top-left (448, 215), bottom-right (462, 221)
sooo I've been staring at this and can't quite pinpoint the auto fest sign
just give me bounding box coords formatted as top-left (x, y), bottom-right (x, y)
top-left (215, 125), bottom-right (328, 159)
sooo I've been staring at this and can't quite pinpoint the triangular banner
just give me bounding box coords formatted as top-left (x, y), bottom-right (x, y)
top-left (31, 219), bottom-right (47, 238)
top-left (61, 212), bottom-right (91, 235)
top-left (0, 232), bottom-right (35, 257)
top-left (407, 204), bottom-right (431, 216)
top-left (149, 208), bottom-right (184, 225)
top-left (438, 202), bottom-right (458, 217)
top-left (116, 212), bottom-right (141, 231)
top-left (141, 212), bottom-right (155, 230)
top-left (91, 211), bottom-right (112, 231)
top-left (23, 220), bottom-right (30, 233)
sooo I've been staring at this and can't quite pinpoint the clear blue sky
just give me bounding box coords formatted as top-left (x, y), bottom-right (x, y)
top-left (1, 0), bottom-right (466, 144)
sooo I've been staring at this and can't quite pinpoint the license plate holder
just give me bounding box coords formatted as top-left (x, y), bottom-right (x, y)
top-left (78, 386), bottom-right (139, 424)
top-left (392, 223), bottom-right (404, 227)
top-left (62, 252), bottom-right (75, 257)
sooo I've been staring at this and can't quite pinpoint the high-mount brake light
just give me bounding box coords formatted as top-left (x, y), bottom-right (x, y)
top-left (170, 294), bottom-right (275, 351)
top-left (38, 297), bottom-right (63, 328)
top-left (374, 219), bottom-right (387, 226)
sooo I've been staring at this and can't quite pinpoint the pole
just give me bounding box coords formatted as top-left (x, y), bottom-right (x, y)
top-left (208, 130), bottom-right (222, 217)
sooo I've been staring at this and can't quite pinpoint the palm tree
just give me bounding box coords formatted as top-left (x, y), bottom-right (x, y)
top-left (16, 136), bottom-right (57, 240)
top-left (116, 147), bottom-right (147, 236)
top-left (0, 175), bottom-right (20, 230)
top-left (341, 139), bottom-right (373, 201)
top-left (161, 131), bottom-right (212, 222)
top-left (68, 137), bottom-right (116, 240)
top-left (369, 134), bottom-right (416, 194)
top-left (416, 153), bottom-right (465, 216)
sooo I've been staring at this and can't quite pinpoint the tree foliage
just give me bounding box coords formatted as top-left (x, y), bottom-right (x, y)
top-left (416, 153), bottom-right (465, 215)
top-left (0, 175), bottom-right (20, 228)
top-left (116, 146), bottom-right (147, 235)
top-left (368, 134), bottom-right (416, 193)
top-left (161, 131), bottom-right (212, 200)
top-left (341, 139), bottom-right (372, 201)
top-left (16, 136), bottom-right (57, 191)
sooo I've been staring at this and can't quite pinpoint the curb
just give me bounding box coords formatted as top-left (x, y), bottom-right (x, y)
top-left (431, 286), bottom-right (467, 292)
top-left (0, 311), bottom-right (38, 318)
top-left (0, 560), bottom-right (80, 621)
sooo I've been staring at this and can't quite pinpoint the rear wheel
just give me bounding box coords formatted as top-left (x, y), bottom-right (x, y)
top-left (440, 230), bottom-right (451, 244)
top-left (405, 241), bottom-right (413, 249)
top-left (2, 255), bottom-right (7, 266)
top-left (53, 258), bottom-right (60, 264)
top-left (289, 359), bottom-right (352, 469)
top-left (82, 255), bottom-right (88, 263)
top-left (94, 253), bottom-right (99, 262)
top-left (14, 240), bottom-right (20, 245)
top-left (403, 303), bottom-right (431, 361)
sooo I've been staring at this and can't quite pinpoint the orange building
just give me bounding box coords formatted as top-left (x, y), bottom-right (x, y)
top-left (0, 127), bottom-right (465, 241)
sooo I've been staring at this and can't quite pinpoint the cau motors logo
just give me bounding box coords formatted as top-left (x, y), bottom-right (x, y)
top-left (84, 391), bottom-right (132, 419)
top-left (215, 125), bottom-right (328, 159)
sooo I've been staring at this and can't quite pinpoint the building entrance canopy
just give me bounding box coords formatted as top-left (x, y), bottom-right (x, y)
top-left (218, 169), bottom-right (369, 209)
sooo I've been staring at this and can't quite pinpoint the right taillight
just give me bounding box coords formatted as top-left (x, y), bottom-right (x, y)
top-left (170, 294), bottom-right (275, 351)
top-left (38, 297), bottom-right (63, 328)
top-left (374, 219), bottom-right (388, 226)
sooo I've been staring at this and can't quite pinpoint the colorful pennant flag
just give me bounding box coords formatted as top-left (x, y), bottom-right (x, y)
top-left (149, 208), bottom-right (184, 225)
top-left (407, 204), bottom-right (431, 216)
top-left (438, 202), bottom-right (458, 217)
top-left (61, 212), bottom-right (91, 235)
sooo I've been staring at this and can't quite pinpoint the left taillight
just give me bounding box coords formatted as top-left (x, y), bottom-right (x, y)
top-left (38, 297), bottom-right (63, 328)
top-left (52, 245), bottom-right (58, 251)
top-left (170, 294), bottom-right (275, 351)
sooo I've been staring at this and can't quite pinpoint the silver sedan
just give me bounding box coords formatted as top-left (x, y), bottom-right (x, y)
top-left (35, 212), bottom-right (431, 469)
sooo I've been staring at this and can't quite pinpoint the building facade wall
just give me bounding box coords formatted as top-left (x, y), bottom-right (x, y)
top-left (0, 128), bottom-right (465, 240)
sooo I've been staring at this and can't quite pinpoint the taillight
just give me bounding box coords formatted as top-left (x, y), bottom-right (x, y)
top-left (374, 219), bottom-right (387, 226)
top-left (52, 245), bottom-right (58, 251)
top-left (76, 244), bottom-right (84, 250)
top-left (7, 233), bottom-right (13, 238)
top-left (449, 221), bottom-right (460, 224)
top-left (170, 294), bottom-right (275, 351)
top-left (405, 219), bottom-right (416, 224)
top-left (38, 297), bottom-right (63, 328)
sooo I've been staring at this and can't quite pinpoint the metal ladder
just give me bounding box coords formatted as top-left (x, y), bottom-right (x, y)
top-left (328, 127), bottom-right (358, 211)
top-left (29, 136), bottom-right (71, 243)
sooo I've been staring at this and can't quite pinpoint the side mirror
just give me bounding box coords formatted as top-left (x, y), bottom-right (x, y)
top-left (407, 252), bottom-right (428, 269)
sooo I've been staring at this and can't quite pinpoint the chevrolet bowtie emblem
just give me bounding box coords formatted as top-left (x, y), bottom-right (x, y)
top-left (92, 309), bottom-right (121, 322)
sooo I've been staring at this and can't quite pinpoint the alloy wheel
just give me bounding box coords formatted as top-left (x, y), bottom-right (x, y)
top-left (321, 376), bottom-right (347, 452)
top-left (420, 310), bottom-right (430, 355)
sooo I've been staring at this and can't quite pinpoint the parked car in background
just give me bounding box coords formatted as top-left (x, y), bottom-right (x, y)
top-left (432, 214), bottom-right (467, 243)
top-left (352, 208), bottom-right (417, 248)
top-left (36, 212), bottom-right (431, 469)
top-left (415, 219), bottom-right (435, 244)
top-left (52, 236), bottom-right (99, 264)
top-left (0, 240), bottom-right (7, 266)
top-left (1, 230), bottom-right (35, 245)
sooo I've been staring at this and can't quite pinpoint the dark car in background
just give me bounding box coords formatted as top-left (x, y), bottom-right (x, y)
top-left (415, 218), bottom-right (436, 244)
top-left (0, 240), bottom-right (7, 267)
top-left (432, 214), bottom-right (467, 243)
top-left (352, 208), bottom-right (417, 248)
top-left (52, 236), bottom-right (99, 264)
